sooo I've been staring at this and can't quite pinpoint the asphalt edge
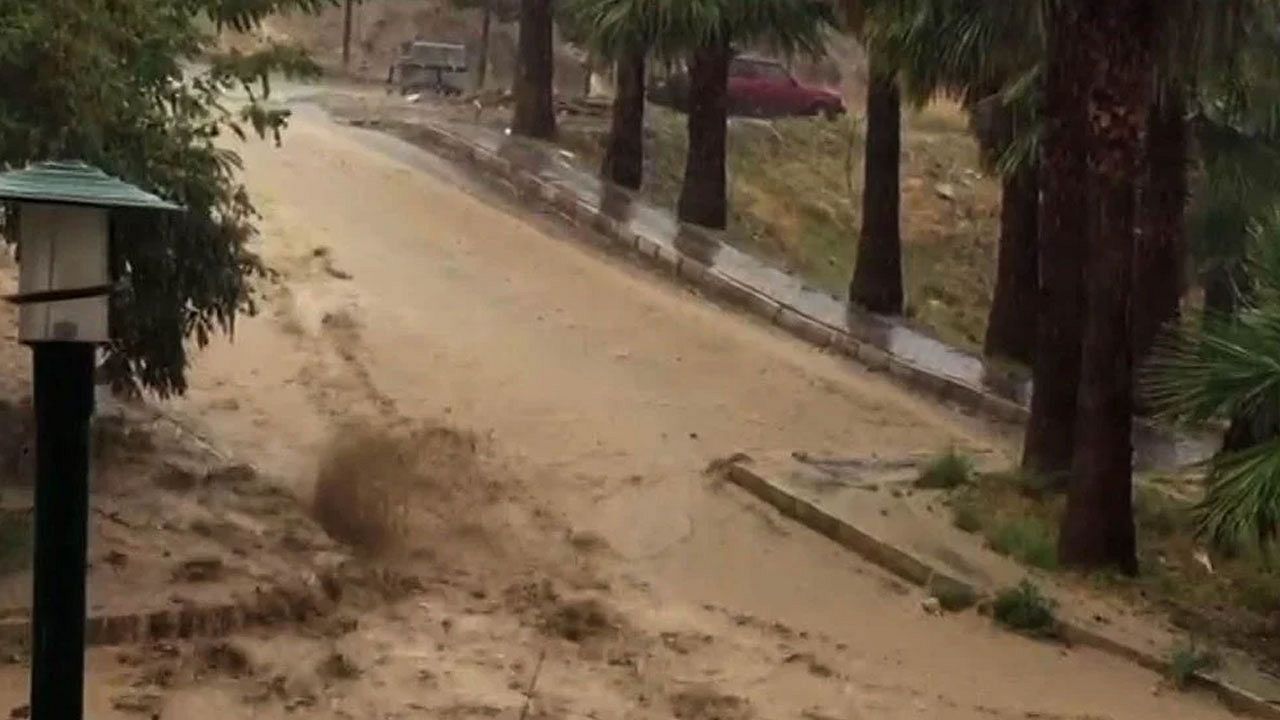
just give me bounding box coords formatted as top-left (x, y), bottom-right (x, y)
top-left (723, 460), bottom-right (1280, 720)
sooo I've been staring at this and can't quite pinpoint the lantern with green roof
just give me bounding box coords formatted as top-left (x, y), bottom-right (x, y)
top-left (0, 160), bottom-right (180, 343)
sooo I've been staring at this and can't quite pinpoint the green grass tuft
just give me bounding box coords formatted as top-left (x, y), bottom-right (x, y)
top-left (992, 580), bottom-right (1057, 636)
top-left (952, 500), bottom-right (984, 533)
top-left (916, 448), bottom-right (976, 490)
top-left (1167, 642), bottom-right (1220, 689)
top-left (932, 583), bottom-right (979, 612)
top-left (989, 517), bottom-right (1058, 570)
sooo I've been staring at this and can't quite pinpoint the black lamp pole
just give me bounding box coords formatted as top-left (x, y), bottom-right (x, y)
top-left (29, 342), bottom-right (94, 720)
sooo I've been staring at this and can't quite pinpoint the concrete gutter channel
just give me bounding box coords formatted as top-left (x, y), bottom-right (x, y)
top-left (348, 114), bottom-right (1279, 718)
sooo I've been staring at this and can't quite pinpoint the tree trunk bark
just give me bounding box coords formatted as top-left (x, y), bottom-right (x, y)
top-left (1022, 3), bottom-right (1089, 479)
top-left (1132, 86), bottom-right (1187, 371)
top-left (602, 47), bottom-right (646, 190)
top-left (677, 40), bottom-right (730, 229)
top-left (342, 0), bottom-right (354, 70)
top-left (985, 162), bottom-right (1040, 364)
top-left (1059, 0), bottom-right (1157, 574)
top-left (1203, 265), bottom-right (1240, 317)
top-left (849, 55), bottom-right (903, 314)
top-left (475, 0), bottom-right (492, 91)
top-left (512, 0), bottom-right (556, 139)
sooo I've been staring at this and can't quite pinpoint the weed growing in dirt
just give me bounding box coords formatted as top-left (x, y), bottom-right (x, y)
top-left (989, 517), bottom-right (1058, 570)
top-left (931, 583), bottom-right (978, 612)
top-left (992, 580), bottom-right (1057, 637)
top-left (0, 510), bottom-right (31, 575)
top-left (1167, 642), bottom-right (1220, 689)
top-left (916, 448), bottom-right (975, 490)
top-left (951, 498), bottom-right (984, 533)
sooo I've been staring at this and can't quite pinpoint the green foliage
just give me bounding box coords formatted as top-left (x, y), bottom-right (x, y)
top-left (931, 582), bottom-right (978, 612)
top-left (563, 0), bottom-right (835, 61)
top-left (991, 580), bottom-right (1057, 636)
top-left (1167, 642), bottom-right (1221, 689)
top-left (0, 0), bottom-right (326, 396)
top-left (1146, 225), bottom-right (1280, 548)
top-left (990, 516), bottom-right (1057, 570)
top-left (916, 448), bottom-right (975, 489)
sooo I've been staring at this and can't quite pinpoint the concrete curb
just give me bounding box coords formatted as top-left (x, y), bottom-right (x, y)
top-left (723, 460), bottom-right (1280, 719)
top-left (372, 118), bottom-right (1032, 428)
top-left (0, 573), bottom-right (337, 651)
top-left (0, 566), bottom-right (422, 651)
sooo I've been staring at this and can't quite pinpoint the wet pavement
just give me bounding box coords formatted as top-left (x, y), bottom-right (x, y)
top-left (323, 99), bottom-right (1217, 473)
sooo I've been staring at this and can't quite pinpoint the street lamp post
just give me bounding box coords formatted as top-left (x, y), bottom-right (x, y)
top-left (0, 161), bottom-right (179, 720)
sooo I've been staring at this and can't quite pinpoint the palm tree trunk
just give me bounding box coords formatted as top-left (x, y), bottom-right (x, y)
top-left (342, 0), bottom-right (354, 70)
top-left (512, 0), bottom-right (556, 139)
top-left (1022, 2), bottom-right (1089, 479)
top-left (602, 47), bottom-right (646, 190)
top-left (475, 0), bottom-right (492, 91)
top-left (849, 55), bottom-right (903, 314)
top-left (984, 163), bottom-right (1039, 364)
top-left (1132, 86), bottom-right (1187, 370)
top-left (677, 40), bottom-right (730, 229)
top-left (1059, 0), bottom-right (1157, 574)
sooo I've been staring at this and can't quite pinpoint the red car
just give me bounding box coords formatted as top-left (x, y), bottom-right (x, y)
top-left (650, 55), bottom-right (847, 120)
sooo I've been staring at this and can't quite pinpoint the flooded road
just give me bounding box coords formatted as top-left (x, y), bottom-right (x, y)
top-left (152, 106), bottom-right (1236, 719)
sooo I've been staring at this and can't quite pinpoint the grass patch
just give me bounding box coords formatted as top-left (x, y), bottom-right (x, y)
top-left (554, 101), bottom-right (1001, 351)
top-left (916, 448), bottom-right (976, 490)
top-left (989, 517), bottom-right (1058, 571)
top-left (992, 580), bottom-right (1058, 637)
top-left (1167, 642), bottom-right (1221, 689)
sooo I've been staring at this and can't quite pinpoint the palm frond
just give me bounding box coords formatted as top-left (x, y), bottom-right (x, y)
top-left (564, 0), bottom-right (833, 60)
top-left (1194, 436), bottom-right (1280, 548)
top-left (1144, 307), bottom-right (1280, 425)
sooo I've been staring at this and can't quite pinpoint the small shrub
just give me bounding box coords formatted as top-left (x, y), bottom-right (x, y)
top-left (932, 583), bottom-right (979, 612)
top-left (952, 501), bottom-right (983, 533)
top-left (992, 580), bottom-right (1057, 636)
top-left (989, 517), bottom-right (1058, 570)
top-left (1167, 642), bottom-right (1220, 689)
top-left (916, 449), bottom-right (975, 490)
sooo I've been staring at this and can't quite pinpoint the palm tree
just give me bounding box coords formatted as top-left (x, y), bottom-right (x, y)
top-left (513, 0), bottom-right (557, 138)
top-left (564, 0), bottom-right (657, 189)
top-left (847, 48), bottom-right (904, 313)
top-left (1146, 223), bottom-right (1280, 549)
top-left (670, 0), bottom-right (835, 229)
top-left (1057, 0), bottom-right (1159, 573)
top-left (870, 0), bottom-right (1043, 351)
top-left (1133, 86), bottom-right (1189, 369)
top-left (569, 0), bottom-right (832, 202)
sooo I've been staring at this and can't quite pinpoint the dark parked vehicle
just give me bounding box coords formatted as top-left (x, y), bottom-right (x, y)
top-left (649, 56), bottom-right (846, 120)
top-left (388, 41), bottom-right (468, 96)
